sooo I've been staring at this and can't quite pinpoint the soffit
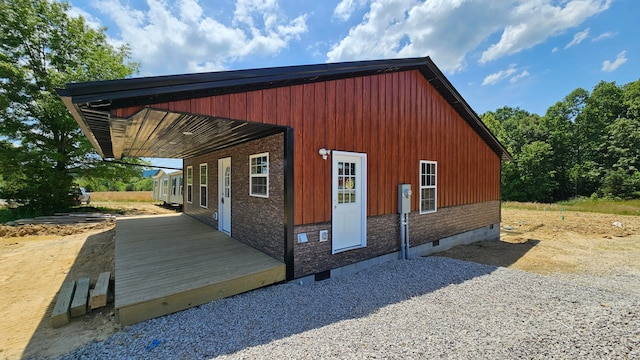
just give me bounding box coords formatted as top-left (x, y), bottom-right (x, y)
top-left (105, 108), bottom-right (283, 159)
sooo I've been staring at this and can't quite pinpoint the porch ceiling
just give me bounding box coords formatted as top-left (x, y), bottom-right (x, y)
top-left (107, 108), bottom-right (283, 159)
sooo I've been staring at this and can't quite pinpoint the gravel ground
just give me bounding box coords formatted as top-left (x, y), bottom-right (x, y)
top-left (55, 257), bottom-right (639, 360)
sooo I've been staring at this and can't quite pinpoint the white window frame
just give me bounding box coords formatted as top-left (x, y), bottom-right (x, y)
top-left (199, 163), bottom-right (208, 208)
top-left (171, 176), bottom-right (177, 196)
top-left (186, 166), bottom-right (193, 204)
top-left (162, 179), bottom-right (168, 197)
top-left (249, 153), bottom-right (269, 198)
top-left (419, 160), bottom-right (437, 214)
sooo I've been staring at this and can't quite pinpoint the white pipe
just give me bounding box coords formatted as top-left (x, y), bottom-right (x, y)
top-left (405, 213), bottom-right (410, 259)
top-left (400, 213), bottom-right (410, 260)
top-left (400, 214), bottom-right (406, 260)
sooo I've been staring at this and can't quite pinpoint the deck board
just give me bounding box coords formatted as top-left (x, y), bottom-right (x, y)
top-left (115, 213), bottom-right (286, 325)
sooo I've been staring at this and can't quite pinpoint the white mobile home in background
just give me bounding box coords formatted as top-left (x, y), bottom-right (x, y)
top-left (153, 170), bottom-right (183, 206)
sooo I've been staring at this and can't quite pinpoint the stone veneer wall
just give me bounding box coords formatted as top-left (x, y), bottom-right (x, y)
top-left (293, 200), bottom-right (500, 278)
top-left (183, 133), bottom-right (285, 262)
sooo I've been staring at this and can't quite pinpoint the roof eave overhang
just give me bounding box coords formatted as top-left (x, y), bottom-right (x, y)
top-left (418, 61), bottom-right (513, 161)
top-left (59, 58), bottom-right (426, 109)
top-left (59, 95), bottom-right (108, 158)
top-left (56, 57), bottom-right (512, 161)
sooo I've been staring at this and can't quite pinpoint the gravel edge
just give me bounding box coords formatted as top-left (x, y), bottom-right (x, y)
top-left (53, 257), bottom-right (639, 360)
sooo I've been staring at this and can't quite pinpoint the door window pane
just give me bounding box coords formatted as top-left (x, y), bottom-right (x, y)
top-left (337, 161), bottom-right (357, 204)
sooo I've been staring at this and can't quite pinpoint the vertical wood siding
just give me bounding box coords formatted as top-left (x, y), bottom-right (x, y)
top-left (114, 70), bottom-right (502, 225)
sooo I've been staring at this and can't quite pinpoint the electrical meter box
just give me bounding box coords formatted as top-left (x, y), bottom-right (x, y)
top-left (398, 184), bottom-right (412, 214)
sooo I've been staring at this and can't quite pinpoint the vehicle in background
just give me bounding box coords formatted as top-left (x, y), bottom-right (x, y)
top-left (69, 186), bottom-right (90, 205)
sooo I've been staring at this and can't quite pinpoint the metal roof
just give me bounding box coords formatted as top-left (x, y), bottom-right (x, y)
top-left (57, 56), bottom-right (511, 161)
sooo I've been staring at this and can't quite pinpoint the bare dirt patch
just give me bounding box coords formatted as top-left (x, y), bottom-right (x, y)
top-left (91, 200), bottom-right (180, 216)
top-left (0, 202), bottom-right (175, 360)
top-left (0, 222), bottom-right (113, 238)
top-left (438, 208), bottom-right (640, 293)
top-left (90, 191), bottom-right (153, 202)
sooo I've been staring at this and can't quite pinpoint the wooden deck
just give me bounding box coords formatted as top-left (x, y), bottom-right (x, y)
top-left (115, 213), bottom-right (286, 326)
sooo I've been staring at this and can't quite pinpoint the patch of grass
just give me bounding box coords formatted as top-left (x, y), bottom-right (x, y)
top-left (557, 198), bottom-right (640, 216)
top-left (503, 198), bottom-right (640, 216)
top-left (90, 191), bottom-right (153, 202)
top-left (0, 207), bottom-right (42, 223)
top-left (0, 204), bottom-right (129, 223)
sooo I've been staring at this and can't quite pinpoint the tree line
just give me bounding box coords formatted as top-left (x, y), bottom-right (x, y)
top-left (482, 79), bottom-right (640, 202)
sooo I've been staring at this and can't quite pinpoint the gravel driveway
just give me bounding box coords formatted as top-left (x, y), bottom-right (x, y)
top-left (57, 257), bottom-right (639, 359)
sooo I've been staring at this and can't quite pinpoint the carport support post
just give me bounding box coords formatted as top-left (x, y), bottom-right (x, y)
top-left (283, 127), bottom-right (295, 280)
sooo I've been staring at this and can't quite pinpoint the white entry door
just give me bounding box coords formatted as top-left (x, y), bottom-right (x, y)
top-left (332, 151), bottom-right (367, 254)
top-left (218, 157), bottom-right (231, 235)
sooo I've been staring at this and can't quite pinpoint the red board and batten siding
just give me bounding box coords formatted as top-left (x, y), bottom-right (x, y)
top-left (113, 70), bottom-right (501, 226)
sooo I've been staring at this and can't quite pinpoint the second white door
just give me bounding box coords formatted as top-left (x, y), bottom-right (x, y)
top-left (218, 157), bottom-right (231, 235)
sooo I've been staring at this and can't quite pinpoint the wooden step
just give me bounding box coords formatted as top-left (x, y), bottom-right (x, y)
top-left (70, 277), bottom-right (90, 317)
top-left (51, 280), bottom-right (76, 328)
top-left (90, 272), bottom-right (110, 310)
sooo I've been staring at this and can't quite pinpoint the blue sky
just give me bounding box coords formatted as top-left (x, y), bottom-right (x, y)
top-left (66, 0), bottom-right (637, 168)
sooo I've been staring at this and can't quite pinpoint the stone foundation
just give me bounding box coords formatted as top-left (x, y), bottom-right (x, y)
top-left (293, 200), bottom-right (500, 278)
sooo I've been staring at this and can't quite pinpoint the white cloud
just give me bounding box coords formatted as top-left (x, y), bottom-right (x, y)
top-left (67, 5), bottom-right (104, 30)
top-left (482, 64), bottom-right (517, 86)
top-left (327, 0), bottom-right (504, 73)
top-left (509, 70), bottom-right (529, 83)
top-left (179, 0), bottom-right (203, 23)
top-left (91, 0), bottom-right (308, 75)
top-left (481, 65), bottom-right (529, 86)
top-left (480, 1), bottom-right (610, 63)
top-left (327, 0), bottom-right (611, 74)
top-left (602, 51), bottom-right (627, 72)
top-left (565, 28), bottom-right (590, 49)
top-left (333, 0), bottom-right (370, 21)
top-left (551, 47), bottom-right (558, 53)
top-left (592, 31), bottom-right (614, 42)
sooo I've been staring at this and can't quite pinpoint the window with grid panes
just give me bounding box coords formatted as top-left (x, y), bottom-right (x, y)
top-left (420, 161), bottom-right (437, 213)
top-left (249, 153), bottom-right (269, 197)
top-left (199, 164), bottom-right (207, 207)
top-left (186, 166), bottom-right (193, 203)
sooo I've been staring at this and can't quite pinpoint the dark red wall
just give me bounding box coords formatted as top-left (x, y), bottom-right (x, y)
top-left (115, 70), bottom-right (501, 226)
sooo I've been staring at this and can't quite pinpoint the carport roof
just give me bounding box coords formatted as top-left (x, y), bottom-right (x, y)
top-left (56, 56), bottom-right (511, 161)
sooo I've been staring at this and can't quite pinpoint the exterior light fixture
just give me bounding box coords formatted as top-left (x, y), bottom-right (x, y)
top-left (182, 131), bottom-right (193, 136)
top-left (318, 148), bottom-right (331, 160)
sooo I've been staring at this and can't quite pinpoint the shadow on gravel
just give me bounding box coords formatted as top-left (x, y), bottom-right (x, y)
top-left (435, 238), bottom-right (541, 268)
top-left (56, 257), bottom-right (502, 359)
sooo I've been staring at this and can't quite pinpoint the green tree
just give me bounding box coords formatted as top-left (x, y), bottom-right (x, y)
top-left (515, 141), bottom-right (557, 202)
top-left (487, 106), bottom-right (543, 155)
top-left (482, 80), bottom-right (640, 202)
top-left (573, 81), bottom-right (625, 195)
top-left (482, 107), bottom-right (547, 201)
top-left (600, 116), bottom-right (640, 198)
top-left (0, 0), bottom-right (139, 214)
top-left (76, 160), bottom-right (155, 192)
top-left (539, 88), bottom-right (589, 199)
top-left (134, 178), bottom-right (154, 191)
